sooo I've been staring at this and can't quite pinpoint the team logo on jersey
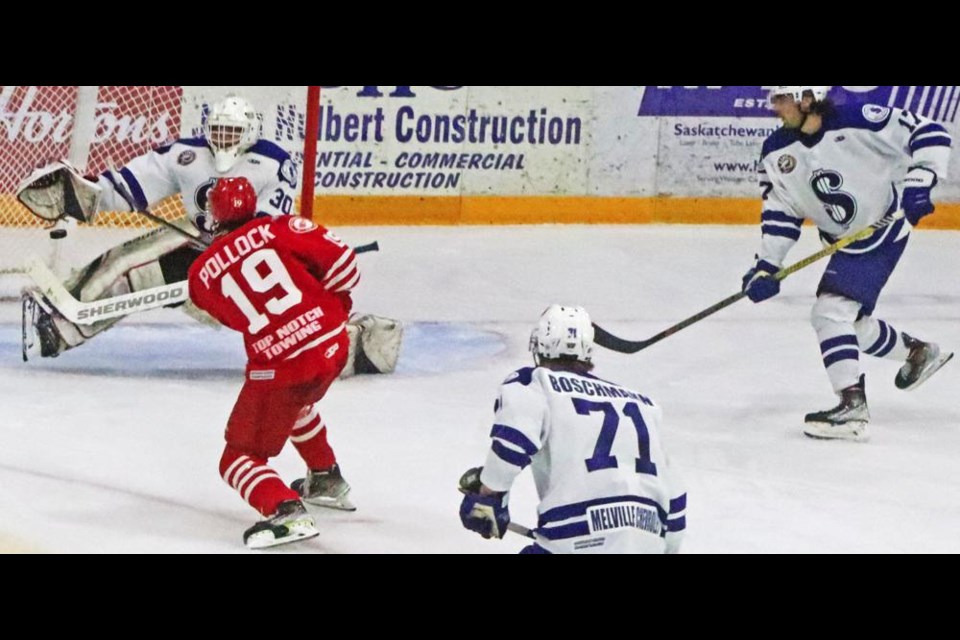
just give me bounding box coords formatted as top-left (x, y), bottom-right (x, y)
top-left (863, 104), bottom-right (891, 123)
top-left (280, 159), bottom-right (298, 189)
top-left (288, 216), bottom-right (317, 234)
top-left (810, 169), bottom-right (857, 226)
top-left (194, 178), bottom-right (217, 213)
top-left (177, 150), bottom-right (196, 166)
top-left (777, 154), bottom-right (797, 174)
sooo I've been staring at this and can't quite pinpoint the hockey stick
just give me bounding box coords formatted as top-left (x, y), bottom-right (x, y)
top-left (25, 237), bottom-right (379, 325)
top-left (593, 210), bottom-right (906, 354)
top-left (106, 172), bottom-right (209, 247)
top-left (354, 241), bottom-right (379, 254)
top-left (108, 174), bottom-right (381, 256)
top-left (507, 522), bottom-right (535, 539)
top-left (25, 257), bottom-right (187, 324)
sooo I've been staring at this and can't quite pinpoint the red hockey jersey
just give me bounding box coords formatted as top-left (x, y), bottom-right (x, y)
top-left (188, 216), bottom-right (358, 366)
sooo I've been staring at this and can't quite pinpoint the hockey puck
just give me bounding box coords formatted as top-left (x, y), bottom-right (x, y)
top-left (50, 229), bottom-right (67, 240)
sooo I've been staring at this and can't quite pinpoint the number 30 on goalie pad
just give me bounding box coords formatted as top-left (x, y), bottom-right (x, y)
top-left (16, 161), bottom-right (102, 223)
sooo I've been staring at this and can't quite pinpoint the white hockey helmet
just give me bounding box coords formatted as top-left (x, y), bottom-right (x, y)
top-left (529, 304), bottom-right (594, 364)
top-left (203, 96), bottom-right (260, 172)
top-left (769, 86), bottom-right (830, 103)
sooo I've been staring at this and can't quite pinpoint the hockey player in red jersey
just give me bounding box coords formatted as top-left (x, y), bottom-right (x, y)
top-left (188, 176), bottom-right (358, 549)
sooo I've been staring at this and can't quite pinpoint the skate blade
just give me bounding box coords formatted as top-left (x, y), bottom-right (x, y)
top-left (897, 352), bottom-right (953, 392)
top-left (245, 523), bottom-right (319, 550)
top-left (303, 494), bottom-right (357, 512)
top-left (803, 421), bottom-right (869, 442)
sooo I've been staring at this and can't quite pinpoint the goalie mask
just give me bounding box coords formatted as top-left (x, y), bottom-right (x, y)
top-left (769, 86), bottom-right (830, 105)
top-left (208, 177), bottom-right (257, 231)
top-left (203, 96), bottom-right (260, 172)
top-left (529, 304), bottom-right (594, 365)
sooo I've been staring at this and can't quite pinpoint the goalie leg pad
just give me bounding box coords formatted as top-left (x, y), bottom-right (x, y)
top-left (26, 227), bottom-right (198, 353)
top-left (337, 315), bottom-right (403, 378)
top-left (21, 291), bottom-right (89, 358)
top-left (339, 323), bottom-right (361, 378)
top-left (357, 314), bottom-right (403, 374)
top-left (66, 227), bottom-right (188, 302)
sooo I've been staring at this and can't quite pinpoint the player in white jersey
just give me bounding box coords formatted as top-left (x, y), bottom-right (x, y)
top-left (17, 95), bottom-right (401, 376)
top-left (458, 305), bottom-right (686, 554)
top-left (742, 86), bottom-right (954, 442)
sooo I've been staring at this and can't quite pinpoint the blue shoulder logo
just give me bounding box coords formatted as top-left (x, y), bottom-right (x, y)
top-left (862, 105), bottom-right (891, 123)
top-left (777, 154), bottom-right (796, 174)
top-left (280, 159), bottom-right (298, 189)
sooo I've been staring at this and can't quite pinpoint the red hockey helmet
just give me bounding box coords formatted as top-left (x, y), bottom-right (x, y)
top-left (208, 177), bottom-right (257, 229)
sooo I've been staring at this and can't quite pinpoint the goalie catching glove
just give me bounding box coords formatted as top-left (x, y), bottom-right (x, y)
top-left (16, 161), bottom-right (102, 223)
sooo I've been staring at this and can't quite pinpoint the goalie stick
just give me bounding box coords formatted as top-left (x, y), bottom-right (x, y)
top-left (25, 257), bottom-right (186, 324)
top-left (107, 172), bottom-right (209, 247)
top-left (593, 210), bottom-right (906, 354)
top-left (24, 240), bottom-right (380, 326)
top-left (107, 175), bottom-right (380, 257)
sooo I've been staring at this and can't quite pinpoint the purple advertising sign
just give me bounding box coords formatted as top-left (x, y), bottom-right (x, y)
top-left (639, 86), bottom-right (960, 123)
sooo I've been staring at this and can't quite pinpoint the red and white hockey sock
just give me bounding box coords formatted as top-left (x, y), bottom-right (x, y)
top-left (290, 406), bottom-right (337, 470)
top-left (220, 446), bottom-right (299, 516)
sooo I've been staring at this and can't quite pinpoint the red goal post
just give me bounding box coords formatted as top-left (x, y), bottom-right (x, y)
top-left (0, 85), bottom-right (321, 300)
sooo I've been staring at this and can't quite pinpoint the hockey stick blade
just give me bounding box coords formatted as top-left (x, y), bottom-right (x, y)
top-left (594, 210), bottom-right (905, 354)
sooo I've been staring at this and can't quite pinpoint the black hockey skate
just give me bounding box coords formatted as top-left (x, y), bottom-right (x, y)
top-left (803, 375), bottom-right (870, 442)
top-left (243, 500), bottom-right (319, 550)
top-left (895, 334), bottom-right (954, 391)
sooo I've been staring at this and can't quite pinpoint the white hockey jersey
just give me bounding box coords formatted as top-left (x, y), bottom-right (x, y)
top-left (757, 103), bottom-right (952, 266)
top-left (479, 366), bottom-right (686, 554)
top-left (94, 137), bottom-right (299, 231)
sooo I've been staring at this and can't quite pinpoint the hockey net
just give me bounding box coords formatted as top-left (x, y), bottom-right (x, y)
top-left (0, 85), bottom-right (315, 300)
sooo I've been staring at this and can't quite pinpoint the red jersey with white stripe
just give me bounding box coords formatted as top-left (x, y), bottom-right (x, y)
top-left (188, 215), bottom-right (359, 366)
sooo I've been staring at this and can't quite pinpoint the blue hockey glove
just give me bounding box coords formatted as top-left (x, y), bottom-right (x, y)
top-left (458, 467), bottom-right (510, 540)
top-left (902, 167), bottom-right (937, 226)
top-left (742, 258), bottom-right (781, 303)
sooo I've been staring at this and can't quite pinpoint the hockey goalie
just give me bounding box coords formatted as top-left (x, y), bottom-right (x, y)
top-left (16, 95), bottom-right (402, 377)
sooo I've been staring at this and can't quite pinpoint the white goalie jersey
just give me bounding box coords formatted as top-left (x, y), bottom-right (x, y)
top-left (95, 137), bottom-right (299, 231)
top-left (757, 103), bottom-right (952, 267)
top-left (479, 366), bottom-right (686, 554)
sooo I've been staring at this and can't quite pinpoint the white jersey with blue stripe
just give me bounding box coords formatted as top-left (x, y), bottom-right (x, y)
top-left (757, 103), bottom-right (952, 266)
top-left (94, 137), bottom-right (299, 230)
top-left (479, 366), bottom-right (686, 554)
